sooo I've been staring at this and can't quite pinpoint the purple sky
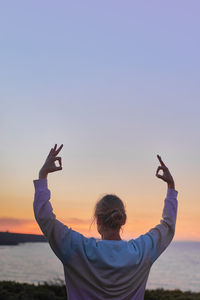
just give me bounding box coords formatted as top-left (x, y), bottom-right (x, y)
top-left (1, 1), bottom-right (200, 240)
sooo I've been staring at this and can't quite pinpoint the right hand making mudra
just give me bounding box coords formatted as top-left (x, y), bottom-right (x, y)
top-left (39, 144), bottom-right (63, 179)
top-left (156, 155), bottom-right (175, 189)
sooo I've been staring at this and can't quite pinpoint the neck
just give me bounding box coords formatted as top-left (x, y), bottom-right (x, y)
top-left (101, 229), bottom-right (121, 240)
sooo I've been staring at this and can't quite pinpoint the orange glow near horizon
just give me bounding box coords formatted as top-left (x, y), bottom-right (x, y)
top-left (1, 164), bottom-right (200, 242)
top-left (1, 215), bottom-right (200, 242)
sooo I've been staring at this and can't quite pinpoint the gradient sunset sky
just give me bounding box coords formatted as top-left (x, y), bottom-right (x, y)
top-left (1, 1), bottom-right (200, 241)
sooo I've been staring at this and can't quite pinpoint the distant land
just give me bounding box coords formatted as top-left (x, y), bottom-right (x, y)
top-left (0, 231), bottom-right (46, 245)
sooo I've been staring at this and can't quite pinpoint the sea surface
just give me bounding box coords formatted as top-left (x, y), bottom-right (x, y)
top-left (0, 241), bottom-right (200, 292)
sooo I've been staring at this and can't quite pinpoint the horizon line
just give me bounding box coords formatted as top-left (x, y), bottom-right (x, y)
top-left (1, 231), bottom-right (200, 243)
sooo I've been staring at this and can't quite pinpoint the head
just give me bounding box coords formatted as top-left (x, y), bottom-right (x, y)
top-left (93, 194), bottom-right (127, 239)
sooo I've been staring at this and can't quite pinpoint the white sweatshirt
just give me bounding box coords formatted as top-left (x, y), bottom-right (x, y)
top-left (33, 179), bottom-right (178, 300)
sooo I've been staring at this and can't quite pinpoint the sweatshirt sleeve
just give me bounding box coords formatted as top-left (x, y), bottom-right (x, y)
top-left (135, 189), bottom-right (178, 264)
top-left (33, 179), bottom-right (81, 264)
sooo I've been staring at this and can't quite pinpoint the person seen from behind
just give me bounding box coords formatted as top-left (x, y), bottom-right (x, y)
top-left (33, 144), bottom-right (178, 300)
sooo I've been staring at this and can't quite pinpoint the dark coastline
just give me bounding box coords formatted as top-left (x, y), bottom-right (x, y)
top-left (0, 231), bottom-right (46, 245)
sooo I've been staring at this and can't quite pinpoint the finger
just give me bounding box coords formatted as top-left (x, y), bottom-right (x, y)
top-left (156, 173), bottom-right (165, 180)
top-left (49, 165), bottom-right (62, 173)
top-left (54, 156), bottom-right (62, 167)
top-left (157, 154), bottom-right (166, 167)
top-left (156, 167), bottom-right (165, 179)
top-left (54, 157), bottom-right (62, 171)
top-left (156, 166), bottom-right (164, 175)
top-left (53, 144), bottom-right (57, 151)
top-left (54, 144), bottom-right (63, 156)
top-left (55, 166), bottom-right (62, 171)
top-left (48, 148), bottom-right (53, 156)
top-left (47, 148), bottom-right (54, 158)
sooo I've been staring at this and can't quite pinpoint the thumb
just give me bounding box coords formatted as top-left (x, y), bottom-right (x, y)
top-left (156, 173), bottom-right (163, 179)
top-left (156, 173), bottom-right (167, 182)
top-left (56, 166), bottom-right (62, 171)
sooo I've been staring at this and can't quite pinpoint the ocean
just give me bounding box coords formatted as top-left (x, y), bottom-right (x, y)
top-left (0, 241), bottom-right (199, 292)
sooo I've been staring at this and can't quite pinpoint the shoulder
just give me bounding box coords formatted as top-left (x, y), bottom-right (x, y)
top-left (67, 229), bottom-right (97, 252)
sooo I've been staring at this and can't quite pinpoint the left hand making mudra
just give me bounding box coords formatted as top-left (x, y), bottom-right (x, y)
top-left (39, 144), bottom-right (63, 179)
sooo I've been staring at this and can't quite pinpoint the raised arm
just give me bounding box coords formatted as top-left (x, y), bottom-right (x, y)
top-left (33, 144), bottom-right (80, 264)
top-left (135, 155), bottom-right (178, 263)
